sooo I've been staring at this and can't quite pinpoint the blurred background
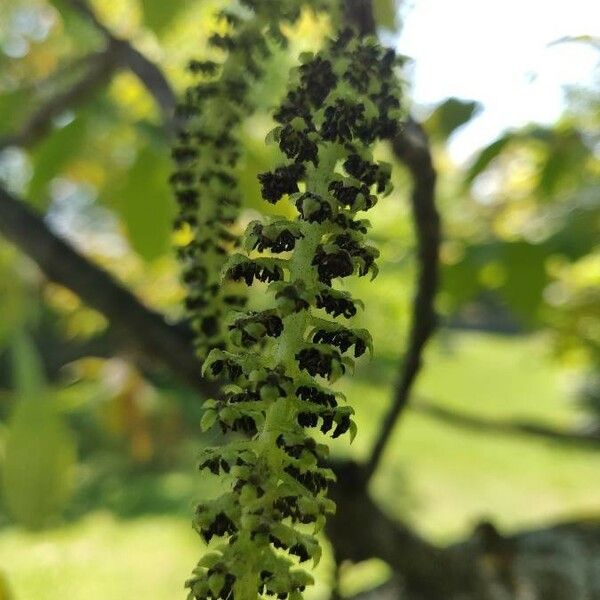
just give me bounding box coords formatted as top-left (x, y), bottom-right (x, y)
top-left (0, 0), bottom-right (598, 598)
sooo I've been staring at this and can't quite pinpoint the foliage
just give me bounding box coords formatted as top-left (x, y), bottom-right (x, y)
top-left (2, 332), bottom-right (76, 529)
top-left (0, 0), bottom-right (598, 598)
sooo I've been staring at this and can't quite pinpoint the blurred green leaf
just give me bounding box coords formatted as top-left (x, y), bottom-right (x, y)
top-left (0, 253), bottom-right (33, 350)
top-left (1, 332), bottom-right (76, 529)
top-left (27, 112), bottom-right (89, 207)
top-left (0, 571), bottom-right (11, 600)
top-left (537, 129), bottom-right (589, 197)
top-left (497, 242), bottom-right (548, 321)
top-left (10, 331), bottom-right (45, 402)
top-left (465, 135), bottom-right (511, 183)
top-left (111, 145), bottom-right (174, 261)
top-left (0, 89), bottom-right (30, 136)
top-left (46, 0), bottom-right (103, 46)
top-left (139, 0), bottom-right (184, 35)
top-left (425, 97), bottom-right (481, 143)
top-left (373, 0), bottom-right (399, 31)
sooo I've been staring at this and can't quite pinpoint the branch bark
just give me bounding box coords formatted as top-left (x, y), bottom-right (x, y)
top-left (0, 49), bottom-right (116, 151)
top-left (414, 398), bottom-right (600, 449)
top-left (365, 119), bottom-right (440, 481)
top-left (0, 184), bottom-right (213, 395)
top-left (67, 0), bottom-right (178, 134)
top-left (0, 2), bottom-right (178, 152)
top-left (343, 1), bottom-right (441, 482)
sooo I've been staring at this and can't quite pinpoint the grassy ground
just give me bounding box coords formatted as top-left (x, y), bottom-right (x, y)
top-left (2, 332), bottom-right (599, 599)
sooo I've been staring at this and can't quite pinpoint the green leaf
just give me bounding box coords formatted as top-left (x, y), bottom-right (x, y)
top-left (537, 129), bottom-right (589, 198)
top-left (0, 570), bottom-right (12, 600)
top-left (1, 333), bottom-right (76, 529)
top-left (109, 145), bottom-right (174, 261)
top-left (497, 242), bottom-right (548, 321)
top-left (139, 0), bottom-right (184, 35)
top-left (208, 572), bottom-right (225, 597)
top-left (200, 409), bottom-right (217, 432)
top-left (425, 97), bottom-right (481, 143)
top-left (10, 331), bottom-right (45, 402)
top-left (465, 135), bottom-right (511, 184)
top-left (0, 254), bottom-right (33, 349)
top-left (27, 113), bottom-right (89, 207)
top-left (373, 0), bottom-right (399, 31)
top-left (0, 88), bottom-right (30, 136)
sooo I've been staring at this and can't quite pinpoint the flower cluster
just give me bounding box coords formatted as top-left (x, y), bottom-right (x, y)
top-left (186, 29), bottom-right (403, 600)
top-left (171, 0), bottom-right (332, 358)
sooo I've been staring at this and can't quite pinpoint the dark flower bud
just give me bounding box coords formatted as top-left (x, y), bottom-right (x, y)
top-left (201, 316), bottom-right (219, 338)
top-left (333, 214), bottom-right (370, 234)
top-left (328, 180), bottom-right (374, 210)
top-left (297, 412), bottom-right (318, 428)
top-left (206, 356), bottom-right (243, 380)
top-left (278, 124), bottom-right (319, 165)
top-left (175, 188), bottom-right (199, 208)
top-left (321, 99), bottom-right (365, 142)
top-left (230, 415), bottom-right (257, 436)
top-left (312, 245), bottom-right (354, 285)
top-left (172, 146), bottom-right (198, 164)
top-left (226, 258), bottom-right (284, 286)
top-left (229, 311), bottom-right (283, 347)
top-left (208, 33), bottom-right (236, 51)
top-left (199, 456), bottom-right (221, 475)
top-left (258, 164), bottom-right (306, 203)
top-left (295, 347), bottom-right (344, 380)
top-left (296, 385), bottom-right (337, 408)
top-left (169, 170), bottom-right (195, 186)
top-left (249, 222), bottom-right (303, 253)
top-left (289, 543), bottom-right (310, 563)
top-left (299, 56), bottom-right (337, 106)
top-left (274, 90), bottom-right (313, 125)
top-left (273, 282), bottom-right (311, 313)
top-left (333, 233), bottom-right (379, 277)
top-left (332, 414), bottom-right (351, 438)
top-left (315, 288), bottom-right (359, 319)
top-left (343, 154), bottom-right (378, 186)
top-left (295, 192), bottom-right (332, 223)
top-left (187, 60), bottom-right (220, 75)
top-left (312, 327), bottom-right (368, 357)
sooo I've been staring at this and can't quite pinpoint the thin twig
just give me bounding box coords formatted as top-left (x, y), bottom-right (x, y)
top-left (0, 0), bottom-right (179, 151)
top-left (0, 49), bottom-right (115, 150)
top-left (364, 119), bottom-right (440, 481)
top-left (0, 184), bottom-right (213, 396)
top-left (414, 398), bottom-right (600, 449)
top-left (0, 2), bottom-right (204, 391)
top-left (344, 1), bottom-right (441, 483)
top-left (67, 0), bottom-right (178, 134)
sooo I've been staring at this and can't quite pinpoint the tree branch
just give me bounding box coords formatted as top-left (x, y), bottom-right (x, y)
top-left (0, 2), bottom-right (198, 390)
top-left (0, 49), bottom-right (116, 151)
top-left (414, 398), bottom-right (600, 449)
top-left (0, 0), bottom-right (179, 151)
top-left (0, 184), bottom-right (213, 395)
top-left (343, 1), bottom-right (441, 482)
top-left (365, 119), bottom-right (440, 481)
top-left (67, 0), bottom-right (178, 134)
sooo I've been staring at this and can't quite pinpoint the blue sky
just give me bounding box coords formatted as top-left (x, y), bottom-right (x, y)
top-left (397, 0), bottom-right (599, 161)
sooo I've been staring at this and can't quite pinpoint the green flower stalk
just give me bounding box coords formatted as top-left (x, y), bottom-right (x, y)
top-left (187, 29), bottom-right (403, 600)
top-left (171, 0), bottom-right (333, 358)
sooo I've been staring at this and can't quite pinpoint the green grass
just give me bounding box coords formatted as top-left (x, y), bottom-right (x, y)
top-left (2, 332), bottom-right (599, 599)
